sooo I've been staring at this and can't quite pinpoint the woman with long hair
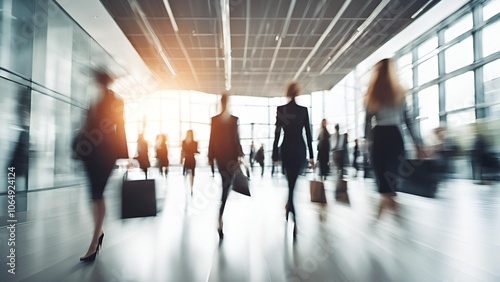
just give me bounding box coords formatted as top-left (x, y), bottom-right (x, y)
top-left (181, 130), bottom-right (199, 195)
top-left (77, 69), bottom-right (128, 262)
top-left (272, 81), bottom-right (314, 237)
top-left (364, 58), bottom-right (423, 221)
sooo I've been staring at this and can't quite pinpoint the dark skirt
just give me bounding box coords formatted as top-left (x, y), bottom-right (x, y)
top-left (184, 155), bottom-right (196, 175)
top-left (371, 126), bottom-right (405, 195)
top-left (281, 145), bottom-right (306, 177)
top-left (84, 158), bottom-right (115, 200)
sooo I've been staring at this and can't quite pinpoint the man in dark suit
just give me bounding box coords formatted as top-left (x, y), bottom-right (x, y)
top-left (208, 93), bottom-right (244, 239)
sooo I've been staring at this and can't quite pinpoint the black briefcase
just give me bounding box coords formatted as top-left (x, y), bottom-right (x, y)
top-left (121, 172), bottom-right (157, 219)
top-left (398, 159), bottom-right (438, 198)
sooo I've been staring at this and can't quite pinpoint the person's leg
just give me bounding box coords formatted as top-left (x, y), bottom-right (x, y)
top-left (189, 170), bottom-right (195, 195)
top-left (217, 161), bottom-right (235, 238)
top-left (261, 162), bottom-right (264, 176)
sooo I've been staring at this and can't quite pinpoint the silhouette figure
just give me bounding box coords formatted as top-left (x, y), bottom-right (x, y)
top-left (135, 133), bottom-right (150, 179)
top-left (77, 68), bottom-right (128, 262)
top-left (208, 93), bottom-right (244, 240)
top-left (272, 81), bottom-right (314, 237)
top-left (181, 130), bottom-right (199, 195)
top-left (317, 119), bottom-right (331, 180)
top-left (255, 144), bottom-right (265, 176)
top-left (364, 58), bottom-right (423, 221)
top-left (155, 134), bottom-right (169, 177)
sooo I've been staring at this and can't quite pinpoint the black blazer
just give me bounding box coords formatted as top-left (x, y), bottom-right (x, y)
top-left (84, 90), bottom-right (128, 163)
top-left (272, 100), bottom-right (314, 161)
top-left (208, 114), bottom-right (243, 164)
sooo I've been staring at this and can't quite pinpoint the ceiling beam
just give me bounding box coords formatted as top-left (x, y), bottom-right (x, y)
top-left (292, 0), bottom-right (352, 80)
top-left (265, 0), bottom-right (296, 84)
top-left (220, 0), bottom-right (232, 90)
top-left (128, 0), bottom-right (176, 77)
top-left (320, 0), bottom-right (391, 75)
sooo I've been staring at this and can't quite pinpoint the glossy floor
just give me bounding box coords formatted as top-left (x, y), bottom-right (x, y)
top-left (1, 167), bottom-right (499, 282)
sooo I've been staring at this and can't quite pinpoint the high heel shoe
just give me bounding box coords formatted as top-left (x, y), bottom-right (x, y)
top-left (217, 228), bottom-right (224, 240)
top-left (98, 233), bottom-right (104, 248)
top-left (217, 220), bottom-right (224, 240)
top-left (80, 245), bottom-right (99, 262)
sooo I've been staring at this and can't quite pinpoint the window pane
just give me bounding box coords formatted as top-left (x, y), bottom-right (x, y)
top-left (400, 69), bottom-right (413, 89)
top-left (445, 37), bottom-right (474, 73)
top-left (483, 59), bottom-right (500, 116)
top-left (418, 56), bottom-right (438, 84)
top-left (444, 13), bottom-right (473, 42)
top-left (0, 0), bottom-right (34, 78)
top-left (418, 86), bottom-right (440, 137)
top-left (397, 53), bottom-right (412, 70)
top-left (483, 20), bottom-right (500, 57)
top-left (483, 0), bottom-right (500, 21)
top-left (445, 72), bottom-right (475, 111)
top-left (447, 109), bottom-right (475, 127)
top-left (418, 36), bottom-right (438, 59)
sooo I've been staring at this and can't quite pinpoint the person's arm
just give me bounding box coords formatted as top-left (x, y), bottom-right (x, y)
top-left (403, 102), bottom-right (421, 145)
top-left (272, 108), bottom-right (282, 162)
top-left (364, 110), bottom-right (374, 146)
top-left (304, 108), bottom-right (314, 164)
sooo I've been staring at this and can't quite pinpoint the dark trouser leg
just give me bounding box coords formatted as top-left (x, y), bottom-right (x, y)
top-left (219, 172), bottom-right (232, 219)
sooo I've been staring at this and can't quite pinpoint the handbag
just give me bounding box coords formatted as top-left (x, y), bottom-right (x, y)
top-left (310, 179), bottom-right (327, 204)
top-left (335, 175), bottom-right (350, 204)
top-left (310, 166), bottom-right (327, 204)
top-left (232, 164), bottom-right (251, 196)
top-left (121, 171), bottom-right (157, 219)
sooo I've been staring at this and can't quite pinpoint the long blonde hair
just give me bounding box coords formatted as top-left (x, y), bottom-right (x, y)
top-left (364, 58), bottom-right (405, 113)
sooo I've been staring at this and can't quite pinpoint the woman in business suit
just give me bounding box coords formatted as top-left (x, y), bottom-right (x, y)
top-left (208, 93), bottom-right (244, 239)
top-left (272, 81), bottom-right (314, 237)
top-left (181, 130), bottom-right (199, 195)
top-left (77, 69), bottom-right (128, 262)
top-left (364, 58), bottom-right (423, 221)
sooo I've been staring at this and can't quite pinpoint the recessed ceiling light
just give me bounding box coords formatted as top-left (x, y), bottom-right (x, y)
top-left (306, 66), bottom-right (311, 72)
top-left (93, 16), bottom-right (99, 19)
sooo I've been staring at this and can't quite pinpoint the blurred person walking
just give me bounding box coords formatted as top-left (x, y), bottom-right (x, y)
top-left (135, 133), bottom-right (150, 179)
top-left (155, 134), bottom-right (169, 177)
top-left (208, 93), bottom-right (244, 240)
top-left (255, 144), bottom-right (265, 176)
top-left (181, 130), bottom-right (199, 195)
top-left (249, 141), bottom-right (256, 171)
top-left (364, 58), bottom-right (423, 221)
top-left (317, 119), bottom-right (331, 180)
top-left (75, 69), bottom-right (128, 262)
top-left (272, 81), bottom-right (314, 237)
top-left (352, 139), bottom-right (360, 177)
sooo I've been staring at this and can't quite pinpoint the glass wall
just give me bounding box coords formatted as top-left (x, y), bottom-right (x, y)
top-left (0, 0), bottom-right (124, 192)
top-left (346, 0), bottom-right (500, 169)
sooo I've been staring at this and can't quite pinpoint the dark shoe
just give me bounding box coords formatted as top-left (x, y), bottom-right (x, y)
top-left (80, 246), bottom-right (99, 262)
top-left (98, 233), bottom-right (104, 248)
top-left (217, 228), bottom-right (224, 240)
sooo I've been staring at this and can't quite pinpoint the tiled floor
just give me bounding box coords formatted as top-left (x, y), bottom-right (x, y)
top-left (1, 167), bottom-right (499, 282)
